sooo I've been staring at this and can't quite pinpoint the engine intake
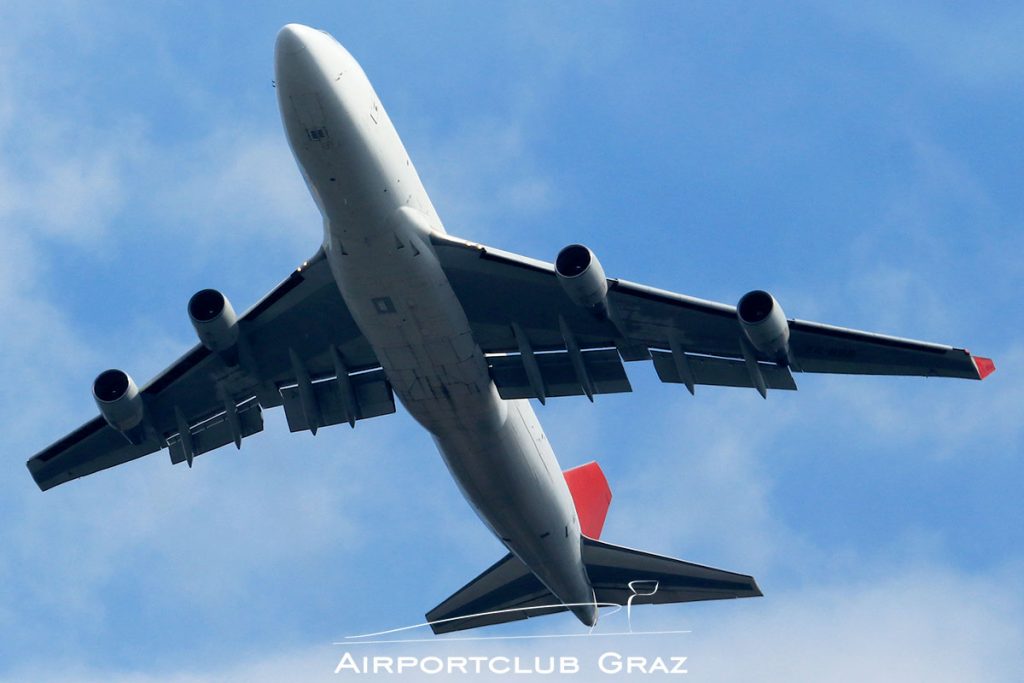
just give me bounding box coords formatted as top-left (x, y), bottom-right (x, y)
top-left (189, 288), bottom-right (239, 352)
top-left (93, 369), bottom-right (145, 434)
top-left (555, 244), bottom-right (608, 310)
top-left (737, 289), bottom-right (791, 363)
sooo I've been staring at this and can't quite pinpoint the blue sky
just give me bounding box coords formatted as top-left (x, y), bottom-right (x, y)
top-left (1, 1), bottom-right (1021, 680)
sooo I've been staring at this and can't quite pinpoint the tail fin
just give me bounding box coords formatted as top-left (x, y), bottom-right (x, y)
top-left (425, 538), bottom-right (761, 634)
top-left (563, 461), bottom-right (612, 539)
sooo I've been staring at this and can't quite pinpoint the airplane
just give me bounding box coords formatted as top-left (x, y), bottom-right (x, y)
top-left (26, 24), bottom-right (995, 635)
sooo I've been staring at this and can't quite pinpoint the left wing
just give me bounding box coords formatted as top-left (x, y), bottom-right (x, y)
top-left (431, 234), bottom-right (993, 401)
top-left (27, 249), bottom-right (393, 491)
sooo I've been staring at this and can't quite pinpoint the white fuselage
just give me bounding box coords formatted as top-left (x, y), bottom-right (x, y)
top-left (274, 24), bottom-right (596, 625)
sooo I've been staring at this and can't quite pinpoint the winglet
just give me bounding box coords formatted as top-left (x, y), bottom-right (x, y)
top-left (972, 356), bottom-right (996, 380)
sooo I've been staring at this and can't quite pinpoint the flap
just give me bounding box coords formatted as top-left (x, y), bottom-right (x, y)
top-left (651, 350), bottom-right (797, 391)
top-left (168, 400), bottom-right (264, 465)
top-left (280, 369), bottom-right (396, 432)
top-left (488, 349), bottom-right (632, 400)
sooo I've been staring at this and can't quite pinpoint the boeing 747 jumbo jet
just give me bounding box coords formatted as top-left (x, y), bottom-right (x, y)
top-left (27, 24), bottom-right (995, 634)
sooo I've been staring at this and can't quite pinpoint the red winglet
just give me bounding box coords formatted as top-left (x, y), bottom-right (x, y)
top-left (563, 462), bottom-right (613, 539)
top-left (973, 356), bottom-right (996, 380)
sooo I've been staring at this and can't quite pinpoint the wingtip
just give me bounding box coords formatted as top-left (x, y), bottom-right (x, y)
top-left (973, 356), bottom-right (996, 380)
top-left (25, 459), bottom-right (48, 491)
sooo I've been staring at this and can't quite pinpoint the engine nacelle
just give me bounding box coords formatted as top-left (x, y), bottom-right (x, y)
top-left (93, 369), bottom-right (144, 432)
top-left (188, 288), bottom-right (239, 352)
top-left (555, 244), bottom-right (608, 310)
top-left (737, 289), bottom-right (791, 363)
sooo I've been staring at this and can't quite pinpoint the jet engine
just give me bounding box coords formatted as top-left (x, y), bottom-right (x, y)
top-left (93, 369), bottom-right (145, 433)
top-left (737, 289), bottom-right (791, 363)
top-left (555, 244), bottom-right (608, 310)
top-left (188, 288), bottom-right (239, 352)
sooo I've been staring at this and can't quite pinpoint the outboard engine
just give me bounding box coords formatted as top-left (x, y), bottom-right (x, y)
top-left (93, 369), bottom-right (146, 444)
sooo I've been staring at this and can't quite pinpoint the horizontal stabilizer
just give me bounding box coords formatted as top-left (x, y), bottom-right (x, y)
top-left (426, 553), bottom-right (562, 635)
top-left (582, 537), bottom-right (762, 606)
top-left (426, 538), bottom-right (760, 635)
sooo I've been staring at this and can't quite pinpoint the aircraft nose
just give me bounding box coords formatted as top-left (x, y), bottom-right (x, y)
top-left (275, 24), bottom-right (322, 89)
top-left (275, 23), bottom-right (312, 57)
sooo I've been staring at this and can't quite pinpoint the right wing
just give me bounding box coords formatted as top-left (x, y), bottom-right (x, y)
top-left (27, 248), bottom-right (393, 491)
top-left (431, 234), bottom-right (993, 400)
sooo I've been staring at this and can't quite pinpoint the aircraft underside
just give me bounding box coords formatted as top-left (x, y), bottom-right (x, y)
top-left (24, 23), bottom-right (992, 635)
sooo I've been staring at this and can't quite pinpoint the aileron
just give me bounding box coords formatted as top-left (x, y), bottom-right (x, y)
top-left (652, 350), bottom-right (797, 392)
top-left (788, 319), bottom-right (984, 379)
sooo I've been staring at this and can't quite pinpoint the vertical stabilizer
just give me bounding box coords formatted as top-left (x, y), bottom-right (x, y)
top-left (563, 461), bottom-right (612, 538)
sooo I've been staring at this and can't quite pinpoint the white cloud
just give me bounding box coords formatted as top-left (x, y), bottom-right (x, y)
top-left (147, 126), bottom-right (320, 255)
top-left (390, 9), bottom-right (628, 248)
top-left (1, 4), bottom-right (1018, 682)
top-left (0, 8), bottom-right (379, 666)
top-left (5, 560), bottom-right (1017, 683)
top-left (410, 118), bottom-right (555, 243)
top-left (0, 7), bottom-right (140, 437)
top-left (603, 387), bottom-right (811, 573)
top-left (0, 137), bottom-right (132, 244)
top-left (691, 560), bottom-right (1024, 682)
top-left (812, 343), bottom-right (1022, 462)
top-left (821, 2), bottom-right (1024, 88)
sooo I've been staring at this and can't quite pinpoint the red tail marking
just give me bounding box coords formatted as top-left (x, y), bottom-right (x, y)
top-left (973, 356), bottom-right (995, 380)
top-left (563, 461), bottom-right (612, 539)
